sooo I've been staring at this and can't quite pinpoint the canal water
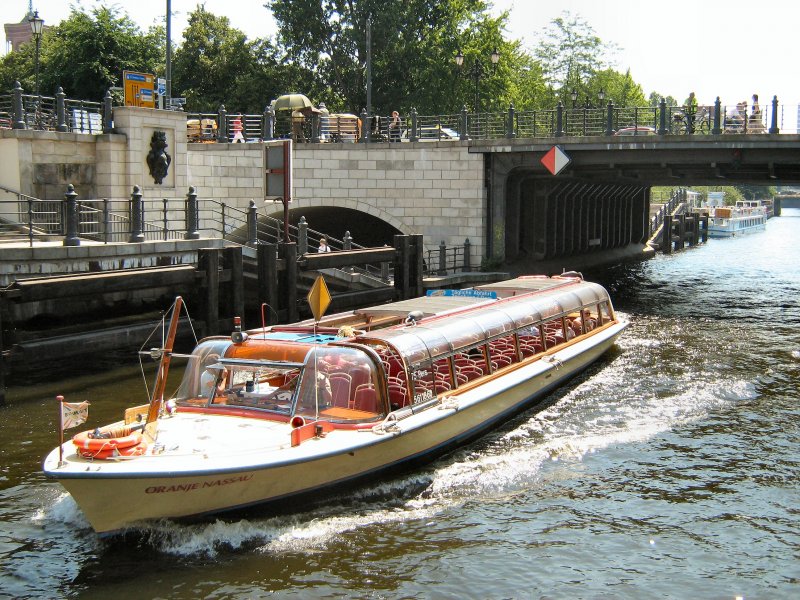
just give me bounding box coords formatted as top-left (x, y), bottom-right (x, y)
top-left (1, 210), bottom-right (798, 599)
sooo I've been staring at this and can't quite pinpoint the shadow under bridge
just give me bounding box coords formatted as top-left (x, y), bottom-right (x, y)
top-left (266, 205), bottom-right (402, 251)
top-left (499, 173), bottom-right (650, 263)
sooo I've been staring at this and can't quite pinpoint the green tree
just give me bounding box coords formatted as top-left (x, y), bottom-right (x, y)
top-left (592, 68), bottom-right (646, 107)
top-left (267, 0), bottom-right (517, 115)
top-left (171, 7), bottom-right (258, 112)
top-left (534, 11), bottom-right (618, 107)
top-left (0, 6), bottom-right (163, 100)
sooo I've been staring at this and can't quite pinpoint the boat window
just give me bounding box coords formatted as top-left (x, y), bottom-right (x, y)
top-left (598, 301), bottom-right (612, 325)
top-left (488, 334), bottom-right (519, 369)
top-left (294, 346), bottom-right (385, 422)
top-left (175, 339), bottom-right (233, 405)
top-left (517, 323), bottom-right (544, 357)
top-left (453, 346), bottom-right (489, 384)
top-left (209, 359), bottom-right (302, 414)
top-left (410, 362), bottom-right (436, 404)
top-left (542, 317), bottom-right (568, 349)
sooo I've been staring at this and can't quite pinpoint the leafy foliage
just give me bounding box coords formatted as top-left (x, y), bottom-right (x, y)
top-left (533, 11), bottom-right (619, 107)
top-left (0, 6), bottom-right (164, 100)
top-left (267, 0), bottom-right (516, 114)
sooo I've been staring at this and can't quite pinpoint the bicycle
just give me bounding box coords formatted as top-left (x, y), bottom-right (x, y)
top-left (672, 105), bottom-right (711, 134)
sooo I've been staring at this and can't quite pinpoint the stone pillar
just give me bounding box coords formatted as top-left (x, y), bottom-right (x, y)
top-left (605, 101), bottom-right (614, 136)
top-left (410, 108), bottom-right (419, 142)
top-left (438, 240), bottom-right (447, 275)
top-left (460, 105), bottom-right (469, 141)
top-left (102, 89), bottom-right (114, 133)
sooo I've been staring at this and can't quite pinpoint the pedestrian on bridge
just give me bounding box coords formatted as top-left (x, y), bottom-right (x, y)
top-left (318, 238), bottom-right (332, 252)
top-left (684, 92), bottom-right (698, 134)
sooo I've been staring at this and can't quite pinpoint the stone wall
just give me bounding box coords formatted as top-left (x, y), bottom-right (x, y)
top-left (0, 110), bottom-right (488, 258)
top-left (290, 143), bottom-right (486, 256)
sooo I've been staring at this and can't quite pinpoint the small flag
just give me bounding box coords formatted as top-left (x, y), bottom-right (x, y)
top-left (61, 401), bottom-right (90, 431)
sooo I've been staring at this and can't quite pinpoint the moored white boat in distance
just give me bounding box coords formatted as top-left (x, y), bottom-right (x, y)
top-left (707, 200), bottom-right (767, 237)
top-left (43, 274), bottom-right (628, 535)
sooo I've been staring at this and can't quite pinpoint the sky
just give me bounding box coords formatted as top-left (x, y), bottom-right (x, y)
top-left (3, 0), bottom-right (799, 113)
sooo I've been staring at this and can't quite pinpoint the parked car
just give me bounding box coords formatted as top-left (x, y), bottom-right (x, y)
top-left (613, 126), bottom-right (656, 136)
top-left (402, 126), bottom-right (460, 141)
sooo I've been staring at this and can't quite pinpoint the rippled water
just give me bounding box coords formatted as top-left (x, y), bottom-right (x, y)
top-left (2, 211), bottom-right (799, 599)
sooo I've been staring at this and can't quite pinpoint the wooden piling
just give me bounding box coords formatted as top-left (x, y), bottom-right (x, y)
top-left (257, 243), bottom-right (279, 324)
top-left (394, 235), bottom-right (411, 299)
top-left (198, 248), bottom-right (220, 336)
top-left (282, 242), bottom-right (298, 322)
top-left (223, 246), bottom-right (244, 323)
top-left (662, 215), bottom-right (673, 254)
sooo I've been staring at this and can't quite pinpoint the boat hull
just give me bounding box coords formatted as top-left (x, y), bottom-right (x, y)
top-left (44, 323), bottom-right (626, 534)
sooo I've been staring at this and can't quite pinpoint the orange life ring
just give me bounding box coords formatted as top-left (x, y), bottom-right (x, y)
top-left (72, 429), bottom-right (148, 460)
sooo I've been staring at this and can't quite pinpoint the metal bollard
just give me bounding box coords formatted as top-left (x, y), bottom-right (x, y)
top-left (297, 216), bottom-right (308, 254)
top-left (217, 104), bottom-right (228, 143)
top-left (12, 81), bottom-right (25, 129)
top-left (56, 87), bottom-right (68, 132)
top-left (129, 185), bottom-right (145, 243)
top-left (63, 184), bottom-right (80, 246)
top-left (555, 101), bottom-right (565, 137)
top-left (506, 103), bottom-right (516, 139)
top-left (247, 200), bottom-right (258, 245)
top-left (184, 186), bottom-right (200, 239)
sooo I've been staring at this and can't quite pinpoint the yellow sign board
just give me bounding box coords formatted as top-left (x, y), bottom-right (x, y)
top-left (307, 276), bottom-right (331, 322)
top-left (123, 70), bottom-right (155, 108)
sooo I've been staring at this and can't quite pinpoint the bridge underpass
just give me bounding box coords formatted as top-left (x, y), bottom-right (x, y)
top-left (482, 135), bottom-right (800, 264)
top-left (503, 175), bottom-right (649, 262)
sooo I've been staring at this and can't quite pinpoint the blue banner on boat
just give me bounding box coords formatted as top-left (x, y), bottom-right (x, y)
top-left (427, 289), bottom-right (497, 299)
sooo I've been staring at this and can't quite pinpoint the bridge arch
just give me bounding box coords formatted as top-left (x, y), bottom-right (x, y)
top-left (266, 198), bottom-right (409, 247)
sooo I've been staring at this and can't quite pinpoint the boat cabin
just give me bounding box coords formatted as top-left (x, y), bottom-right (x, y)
top-left (173, 276), bottom-right (616, 426)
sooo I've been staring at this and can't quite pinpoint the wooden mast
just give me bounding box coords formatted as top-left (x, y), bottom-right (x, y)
top-left (143, 296), bottom-right (183, 442)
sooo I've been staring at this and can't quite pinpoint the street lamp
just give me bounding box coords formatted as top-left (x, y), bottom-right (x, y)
top-left (598, 89), bottom-right (606, 103)
top-left (570, 88), bottom-right (578, 109)
top-left (455, 48), bottom-right (500, 113)
top-left (28, 10), bottom-right (44, 97)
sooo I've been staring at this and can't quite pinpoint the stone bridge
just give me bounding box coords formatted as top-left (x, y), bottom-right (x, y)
top-left (2, 107), bottom-right (799, 269)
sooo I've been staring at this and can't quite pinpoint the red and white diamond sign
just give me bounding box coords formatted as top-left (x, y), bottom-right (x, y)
top-left (541, 145), bottom-right (571, 175)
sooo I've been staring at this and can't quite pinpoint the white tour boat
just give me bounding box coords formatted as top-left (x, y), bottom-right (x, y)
top-left (707, 200), bottom-right (767, 237)
top-left (43, 274), bottom-right (628, 535)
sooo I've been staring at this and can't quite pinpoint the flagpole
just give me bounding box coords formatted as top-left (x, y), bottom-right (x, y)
top-left (57, 395), bottom-right (65, 466)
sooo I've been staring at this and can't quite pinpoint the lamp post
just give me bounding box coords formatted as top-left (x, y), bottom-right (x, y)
top-left (598, 89), bottom-right (606, 103)
top-left (455, 48), bottom-right (500, 113)
top-left (570, 88), bottom-right (578, 109)
top-left (29, 10), bottom-right (44, 98)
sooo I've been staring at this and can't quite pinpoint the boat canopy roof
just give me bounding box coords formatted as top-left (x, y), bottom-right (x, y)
top-left (357, 279), bottom-right (610, 365)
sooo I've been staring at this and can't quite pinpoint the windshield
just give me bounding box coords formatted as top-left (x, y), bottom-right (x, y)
top-left (294, 346), bottom-right (385, 422)
top-left (208, 358), bottom-right (304, 415)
